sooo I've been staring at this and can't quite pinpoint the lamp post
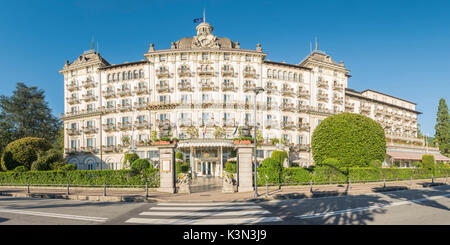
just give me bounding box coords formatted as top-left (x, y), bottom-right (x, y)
top-left (251, 87), bottom-right (264, 198)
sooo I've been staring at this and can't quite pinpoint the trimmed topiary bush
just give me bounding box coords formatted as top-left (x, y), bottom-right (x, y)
top-left (224, 162), bottom-right (236, 173)
top-left (271, 151), bottom-right (288, 165)
top-left (131, 159), bottom-right (150, 172)
top-left (30, 158), bottom-right (52, 171)
top-left (311, 113), bottom-right (386, 167)
top-left (14, 166), bottom-right (29, 172)
top-left (1, 137), bottom-right (52, 171)
top-left (176, 162), bottom-right (190, 174)
top-left (422, 155), bottom-right (435, 170)
top-left (123, 153), bottom-right (139, 168)
top-left (259, 157), bottom-right (284, 184)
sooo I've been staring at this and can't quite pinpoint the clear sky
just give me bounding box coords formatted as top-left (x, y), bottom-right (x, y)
top-left (0, 0), bottom-right (448, 136)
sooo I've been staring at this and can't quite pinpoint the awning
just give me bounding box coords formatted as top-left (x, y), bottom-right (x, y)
top-left (177, 139), bottom-right (235, 148)
top-left (387, 151), bottom-right (450, 162)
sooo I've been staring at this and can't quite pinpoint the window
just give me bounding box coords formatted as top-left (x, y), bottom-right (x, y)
top-left (71, 123), bottom-right (77, 129)
top-left (148, 150), bottom-right (159, 159)
top-left (122, 72), bottom-right (127, 80)
top-left (70, 140), bottom-right (77, 149)
top-left (202, 52), bottom-right (209, 60)
top-left (87, 138), bottom-right (94, 147)
top-left (181, 53), bottom-right (187, 61)
top-left (107, 136), bottom-right (114, 146)
top-left (256, 150), bottom-right (264, 158)
top-left (181, 94), bottom-right (189, 104)
top-left (223, 94), bottom-right (231, 103)
top-left (107, 74), bottom-right (111, 82)
top-left (122, 117), bottom-right (129, 124)
top-left (137, 115), bottom-right (145, 123)
top-left (159, 55), bottom-right (166, 62)
top-left (298, 135), bottom-right (303, 144)
top-left (106, 118), bottom-right (114, 125)
top-left (267, 69), bottom-right (272, 78)
top-left (159, 114), bottom-right (167, 121)
top-left (86, 121), bottom-right (94, 128)
top-left (87, 104), bottom-right (94, 112)
top-left (133, 70), bottom-right (138, 79)
top-left (139, 70), bottom-right (144, 78)
top-left (224, 54), bottom-right (230, 60)
top-left (159, 95), bottom-right (167, 103)
top-left (245, 55), bottom-right (251, 61)
top-left (128, 71), bottom-right (132, 80)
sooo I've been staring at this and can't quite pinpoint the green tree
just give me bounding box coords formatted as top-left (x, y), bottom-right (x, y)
top-left (123, 153), bottom-right (139, 169)
top-left (271, 151), bottom-right (288, 165)
top-left (422, 155), bottom-right (435, 170)
top-left (131, 159), bottom-right (151, 173)
top-left (1, 137), bottom-right (52, 171)
top-left (311, 113), bottom-right (386, 167)
top-left (0, 83), bottom-right (61, 154)
top-left (259, 157), bottom-right (283, 184)
top-left (435, 98), bottom-right (450, 156)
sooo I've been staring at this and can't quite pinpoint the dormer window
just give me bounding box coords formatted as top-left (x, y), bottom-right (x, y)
top-left (202, 52), bottom-right (209, 60)
top-left (159, 55), bottom-right (166, 62)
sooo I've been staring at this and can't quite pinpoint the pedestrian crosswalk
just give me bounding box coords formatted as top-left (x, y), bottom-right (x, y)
top-left (125, 202), bottom-right (283, 225)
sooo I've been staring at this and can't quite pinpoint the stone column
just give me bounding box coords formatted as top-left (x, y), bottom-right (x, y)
top-left (236, 144), bottom-right (254, 192)
top-left (156, 144), bottom-right (177, 193)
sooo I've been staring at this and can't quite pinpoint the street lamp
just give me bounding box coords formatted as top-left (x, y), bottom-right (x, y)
top-left (251, 87), bottom-right (264, 198)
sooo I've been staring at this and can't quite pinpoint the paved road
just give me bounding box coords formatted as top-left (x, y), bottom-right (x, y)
top-left (0, 185), bottom-right (448, 225)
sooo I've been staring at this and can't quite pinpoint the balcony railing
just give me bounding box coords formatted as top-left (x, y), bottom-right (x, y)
top-left (156, 84), bottom-right (170, 93)
top-left (134, 102), bottom-right (148, 111)
top-left (201, 82), bottom-right (217, 91)
top-left (103, 90), bottom-right (116, 98)
top-left (117, 88), bottom-right (132, 97)
top-left (221, 83), bottom-right (235, 92)
top-left (296, 90), bottom-right (310, 98)
top-left (264, 85), bottom-right (278, 94)
top-left (297, 123), bottom-right (310, 131)
top-left (280, 103), bottom-right (295, 111)
top-left (117, 104), bottom-right (132, 112)
top-left (134, 86), bottom-right (149, 95)
top-left (317, 93), bottom-right (329, 101)
top-left (281, 121), bottom-right (295, 130)
top-left (197, 67), bottom-right (214, 76)
top-left (135, 121), bottom-right (151, 129)
top-left (82, 79), bottom-right (95, 88)
top-left (177, 68), bottom-right (191, 77)
top-left (81, 126), bottom-right (97, 134)
top-left (281, 87), bottom-right (295, 97)
top-left (117, 123), bottom-right (132, 131)
top-left (264, 120), bottom-right (278, 129)
top-left (317, 80), bottom-right (329, 88)
top-left (333, 96), bottom-right (344, 104)
top-left (333, 83), bottom-right (344, 90)
top-left (103, 123), bottom-right (116, 132)
top-left (178, 82), bottom-right (192, 91)
top-left (66, 128), bottom-right (81, 135)
top-left (66, 97), bottom-right (80, 104)
top-left (82, 94), bottom-right (97, 102)
top-left (156, 69), bottom-right (170, 78)
top-left (221, 69), bottom-right (234, 77)
top-left (222, 119), bottom-right (236, 127)
top-left (243, 69), bottom-right (256, 78)
top-left (179, 119), bottom-right (193, 127)
top-left (243, 83), bottom-right (256, 92)
top-left (66, 82), bottom-right (79, 91)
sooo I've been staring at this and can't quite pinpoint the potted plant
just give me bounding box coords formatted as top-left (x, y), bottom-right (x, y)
top-left (234, 136), bottom-right (253, 144)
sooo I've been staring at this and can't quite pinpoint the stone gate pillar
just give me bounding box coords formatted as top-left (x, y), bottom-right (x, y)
top-left (236, 144), bottom-right (254, 192)
top-left (156, 143), bottom-right (177, 193)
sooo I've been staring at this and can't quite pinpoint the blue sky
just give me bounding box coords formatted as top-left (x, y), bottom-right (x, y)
top-left (0, 0), bottom-right (448, 136)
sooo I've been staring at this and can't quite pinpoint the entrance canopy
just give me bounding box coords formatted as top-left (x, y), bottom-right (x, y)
top-left (177, 139), bottom-right (235, 149)
top-left (387, 150), bottom-right (450, 162)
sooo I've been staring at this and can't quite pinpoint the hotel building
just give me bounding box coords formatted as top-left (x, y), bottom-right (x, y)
top-left (59, 21), bottom-right (448, 175)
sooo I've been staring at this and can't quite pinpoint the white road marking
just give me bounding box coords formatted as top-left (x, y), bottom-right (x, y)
top-left (149, 205), bottom-right (262, 211)
top-left (125, 217), bottom-right (283, 225)
top-left (124, 201), bottom-right (283, 225)
top-left (0, 208), bottom-right (108, 222)
top-left (156, 202), bottom-right (256, 206)
top-left (139, 210), bottom-right (270, 217)
top-left (297, 193), bottom-right (450, 219)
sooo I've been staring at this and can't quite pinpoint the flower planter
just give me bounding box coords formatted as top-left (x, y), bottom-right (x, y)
top-left (155, 141), bottom-right (171, 145)
top-left (234, 140), bottom-right (252, 144)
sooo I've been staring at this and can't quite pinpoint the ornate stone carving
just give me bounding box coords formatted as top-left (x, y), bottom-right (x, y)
top-left (192, 23), bottom-right (220, 49)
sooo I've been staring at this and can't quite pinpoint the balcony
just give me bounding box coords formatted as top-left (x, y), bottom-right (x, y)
top-left (177, 68), bottom-right (191, 77)
top-left (333, 83), bottom-right (344, 90)
top-left (200, 82), bottom-right (217, 91)
top-left (281, 87), bottom-right (295, 97)
top-left (222, 119), bottom-right (235, 127)
top-left (178, 82), bottom-right (192, 91)
top-left (281, 121), bottom-right (295, 130)
top-left (197, 67), bottom-right (214, 76)
top-left (65, 148), bottom-right (80, 154)
top-left (117, 88), bottom-right (132, 97)
top-left (80, 146), bottom-right (98, 153)
top-left (264, 85), bottom-right (278, 94)
top-left (135, 121), bottom-right (151, 130)
top-left (297, 123), bottom-right (310, 131)
top-left (117, 122), bottom-right (132, 131)
top-left (296, 90), bottom-right (310, 98)
top-left (82, 79), bottom-right (95, 88)
top-left (82, 94), bottom-right (97, 102)
top-left (264, 120), bottom-right (278, 129)
top-left (117, 104), bottom-right (132, 112)
top-left (280, 102), bottom-right (295, 111)
top-left (360, 104), bottom-right (371, 113)
top-left (243, 83), bottom-right (256, 92)
top-left (221, 82), bottom-right (235, 92)
top-left (134, 102), bottom-right (148, 111)
top-left (179, 119), bottom-right (193, 127)
top-left (102, 145), bottom-right (118, 153)
top-left (103, 123), bottom-right (116, 132)
top-left (81, 126), bottom-right (97, 134)
top-left (317, 80), bottom-right (329, 88)
top-left (156, 83), bottom-right (170, 93)
top-left (221, 68), bottom-right (234, 77)
top-left (66, 128), bottom-right (81, 136)
top-left (134, 86), bottom-right (149, 95)
top-left (66, 97), bottom-right (80, 105)
top-left (156, 69), bottom-right (170, 78)
top-left (266, 102), bottom-right (278, 110)
top-left (333, 96), bottom-right (343, 104)
top-left (103, 90), bottom-right (116, 98)
top-left (243, 69), bottom-right (257, 78)
top-left (103, 106), bottom-right (116, 114)
top-left (66, 82), bottom-right (79, 91)
top-left (200, 120), bottom-right (216, 127)
top-left (317, 93), bottom-right (329, 102)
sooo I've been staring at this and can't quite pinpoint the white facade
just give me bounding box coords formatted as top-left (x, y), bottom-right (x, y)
top-left (59, 22), bottom-right (422, 172)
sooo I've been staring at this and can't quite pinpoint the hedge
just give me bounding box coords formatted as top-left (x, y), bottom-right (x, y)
top-left (257, 167), bottom-right (450, 186)
top-left (311, 113), bottom-right (386, 167)
top-left (0, 169), bottom-right (160, 187)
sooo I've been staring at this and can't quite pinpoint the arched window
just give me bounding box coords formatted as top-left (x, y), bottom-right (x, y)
top-left (139, 69), bottom-right (144, 78)
top-left (299, 73), bottom-right (303, 82)
top-left (289, 72), bottom-right (293, 81)
top-left (128, 71), bottom-right (132, 80)
top-left (107, 74), bottom-right (111, 82)
top-left (123, 72), bottom-right (127, 80)
top-left (113, 73), bottom-right (117, 81)
top-left (278, 71), bottom-right (282, 79)
top-left (293, 73), bottom-right (297, 81)
top-left (267, 69), bottom-right (271, 78)
top-left (283, 71), bottom-right (287, 80)
top-left (133, 70), bottom-right (138, 79)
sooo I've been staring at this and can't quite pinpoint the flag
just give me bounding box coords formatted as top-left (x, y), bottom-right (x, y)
top-left (193, 18), bottom-right (203, 23)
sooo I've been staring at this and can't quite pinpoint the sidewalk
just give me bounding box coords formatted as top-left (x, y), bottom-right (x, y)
top-left (0, 177), bottom-right (447, 203)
